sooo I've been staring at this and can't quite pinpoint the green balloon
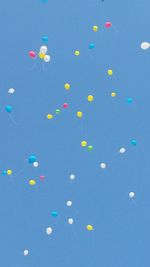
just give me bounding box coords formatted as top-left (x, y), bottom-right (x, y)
top-left (56, 109), bottom-right (61, 114)
top-left (88, 145), bottom-right (93, 151)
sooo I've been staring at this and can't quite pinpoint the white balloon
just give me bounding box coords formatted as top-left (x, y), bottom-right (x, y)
top-left (70, 174), bottom-right (75, 180)
top-left (141, 42), bottom-right (150, 50)
top-left (46, 227), bottom-right (52, 235)
top-left (119, 147), bottom-right (126, 154)
top-left (33, 161), bottom-right (39, 167)
top-left (40, 46), bottom-right (48, 54)
top-left (66, 200), bottom-right (72, 207)
top-left (68, 218), bottom-right (74, 224)
top-left (24, 250), bottom-right (29, 256)
top-left (8, 88), bottom-right (15, 94)
top-left (44, 55), bottom-right (51, 62)
top-left (129, 192), bottom-right (135, 198)
top-left (100, 163), bottom-right (106, 169)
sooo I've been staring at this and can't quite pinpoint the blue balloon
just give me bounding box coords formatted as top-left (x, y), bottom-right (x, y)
top-left (2, 170), bottom-right (7, 175)
top-left (5, 105), bottom-right (12, 113)
top-left (51, 211), bottom-right (58, 217)
top-left (42, 36), bottom-right (48, 42)
top-left (28, 155), bottom-right (37, 164)
top-left (89, 43), bottom-right (95, 49)
top-left (127, 98), bottom-right (133, 103)
top-left (131, 139), bottom-right (137, 146)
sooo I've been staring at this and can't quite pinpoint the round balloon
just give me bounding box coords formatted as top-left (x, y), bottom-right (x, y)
top-left (8, 88), bottom-right (15, 94)
top-left (29, 51), bottom-right (36, 58)
top-left (28, 155), bottom-right (37, 164)
top-left (44, 55), bottom-right (50, 62)
top-left (141, 42), bottom-right (150, 50)
top-left (5, 105), bottom-right (12, 113)
top-left (40, 46), bottom-right (48, 54)
top-left (24, 250), bottom-right (29, 256)
top-left (46, 227), bottom-right (52, 235)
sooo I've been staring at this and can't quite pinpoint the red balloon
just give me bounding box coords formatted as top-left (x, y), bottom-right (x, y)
top-left (29, 51), bottom-right (36, 58)
top-left (105, 22), bottom-right (112, 28)
top-left (63, 103), bottom-right (69, 108)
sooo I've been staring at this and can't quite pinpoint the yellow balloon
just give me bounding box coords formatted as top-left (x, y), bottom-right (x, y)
top-left (107, 69), bottom-right (113, 76)
top-left (29, 180), bottom-right (36, 185)
top-left (77, 111), bottom-right (83, 118)
top-left (74, 50), bottom-right (80, 56)
top-left (87, 95), bottom-right (94, 102)
top-left (64, 83), bottom-right (70, 90)
top-left (87, 225), bottom-right (93, 231)
top-left (47, 114), bottom-right (53, 119)
top-left (39, 52), bottom-right (45, 59)
top-left (111, 92), bottom-right (116, 97)
top-left (7, 170), bottom-right (12, 175)
top-left (93, 25), bottom-right (99, 32)
top-left (81, 141), bottom-right (87, 147)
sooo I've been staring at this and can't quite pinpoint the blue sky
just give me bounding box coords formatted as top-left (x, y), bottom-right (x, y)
top-left (0, 0), bottom-right (150, 266)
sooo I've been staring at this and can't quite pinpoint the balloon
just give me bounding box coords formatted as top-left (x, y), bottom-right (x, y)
top-left (51, 211), bottom-right (58, 217)
top-left (2, 171), bottom-right (7, 175)
top-left (40, 46), bottom-right (47, 54)
top-left (7, 170), bottom-right (12, 175)
top-left (38, 53), bottom-right (45, 59)
top-left (141, 42), bottom-right (150, 50)
top-left (129, 192), bottom-right (135, 198)
top-left (70, 174), bottom-right (75, 180)
top-left (74, 50), bottom-right (80, 56)
top-left (46, 227), bottom-right (52, 235)
top-left (119, 148), bottom-right (126, 154)
top-left (44, 55), bottom-right (50, 62)
top-left (24, 250), bottom-right (29, 256)
top-left (87, 225), bottom-right (93, 231)
top-left (127, 98), bottom-right (133, 103)
top-left (105, 21), bottom-right (112, 28)
top-left (42, 36), bottom-right (48, 42)
top-left (68, 218), bottom-right (74, 224)
top-left (131, 139), bottom-right (137, 146)
top-left (33, 162), bottom-right (39, 167)
top-left (28, 155), bottom-right (37, 164)
top-left (81, 141), bottom-right (87, 147)
top-left (88, 145), bottom-right (93, 151)
top-left (29, 180), bottom-right (36, 185)
top-left (89, 43), bottom-right (95, 49)
top-left (64, 83), bottom-right (70, 90)
top-left (111, 92), bottom-right (116, 97)
top-left (5, 105), bottom-right (12, 113)
top-left (55, 109), bottom-right (61, 114)
top-left (77, 111), bottom-right (83, 118)
top-left (47, 114), bottom-right (53, 119)
top-left (66, 200), bottom-right (72, 207)
top-left (107, 69), bottom-right (113, 76)
top-left (63, 103), bottom-right (69, 108)
top-left (8, 88), bottom-right (15, 94)
top-left (93, 25), bottom-right (98, 32)
top-left (100, 163), bottom-right (106, 169)
top-left (87, 95), bottom-right (94, 102)
top-left (29, 51), bottom-right (36, 58)
top-left (40, 175), bottom-right (44, 180)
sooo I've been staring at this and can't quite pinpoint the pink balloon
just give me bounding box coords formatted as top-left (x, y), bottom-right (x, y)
top-left (40, 175), bottom-right (44, 180)
top-left (29, 51), bottom-right (36, 58)
top-left (105, 22), bottom-right (112, 28)
top-left (63, 103), bottom-right (69, 108)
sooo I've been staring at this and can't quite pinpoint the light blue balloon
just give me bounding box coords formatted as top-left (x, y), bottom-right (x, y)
top-left (2, 170), bottom-right (7, 175)
top-left (89, 43), bottom-right (95, 49)
top-left (127, 98), bottom-right (133, 103)
top-left (131, 139), bottom-right (137, 146)
top-left (5, 105), bottom-right (12, 113)
top-left (42, 36), bottom-right (48, 42)
top-left (51, 211), bottom-right (58, 217)
top-left (28, 155), bottom-right (37, 164)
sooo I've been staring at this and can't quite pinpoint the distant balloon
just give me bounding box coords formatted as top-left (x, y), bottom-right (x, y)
top-left (111, 92), bottom-right (116, 97)
top-left (24, 250), bottom-right (29, 256)
top-left (89, 43), bottom-right (95, 49)
top-left (5, 105), bottom-right (12, 113)
top-left (107, 69), bottom-right (113, 76)
top-left (93, 25), bottom-right (99, 32)
top-left (46, 227), bottom-right (52, 235)
top-left (33, 162), bottom-right (39, 168)
top-left (66, 200), bottom-right (72, 207)
top-left (64, 83), bottom-right (70, 90)
top-left (100, 163), bottom-right (106, 169)
top-left (42, 36), bottom-right (48, 42)
top-left (7, 170), bottom-right (12, 175)
top-left (40, 46), bottom-right (48, 54)
top-left (40, 175), bottom-right (45, 180)
top-left (127, 98), bottom-right (133, 103)
top-left (8, 88), bottom-right (15, 94)
top-left (129, 192), bottom-right (135, 198)
top-left (141, 42), bottom-right (150, 50)
top-left (44, 55), bottom-right (51, 62)
top-left (105, 21), bottom-right (112, 28)
top-left (88, 145), bottom-right (93, 151)
top-left (47, 114), bottom-right (53, 119)
top-left (51, 211), bottom-right (58, 217)
top-left (55, 109), bottom-right (61, 114)
top-left (29, 180), bottom-right (36, 185)
top-left (29, 51), bottom-right (36, 58)
top-left (131, 139), bottom-right (137, 146)
top-left (28, 155), bottom-right (37, 164)
top-left (70, 174), bottom-right (75, 180)
top-left (77, 111), bottom-right (83, 118)
top-left (63, 103), bottom-right (69, 108)
top-left (87, 225), bottom-right (93, 231)
top-left (74, 50), bottom-right (80, 56)
top-left (81, 141), bottom-right (87, 147)
top-left (87, 95), bottom-right (94, 102)
top-left (119, 147), bottom-right (126, 154)
top-left (68, 218), bottom-right (74, 224)
top-left (39, 52), bottom-right (45, 59)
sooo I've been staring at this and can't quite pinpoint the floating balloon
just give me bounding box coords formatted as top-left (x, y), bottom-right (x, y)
top-left (66, 200), bottom-right (72, 207)
top-left (63, 103), bottom-right (69, 108)
top-left (107, 69), bottom-right (113, 76)
top-left (131, 139), bottom-right (137, 146)
top-left (88, 145), bottom-right (93, 151)
top-left (28, 155), bottom-right (37, 164)
top-left (44, 55), bottom-right (50, 62)
top-left (33, 162), bottom-right (39, 168)
top-left (38, 52), bottom-right (45, 59)
top-left (77, 111), bottom-right (83, 118)
top-left (42, 36), bottom-right (48, 42)
top-left (7, 170), bottom-right (12, 175)
top-left (2, 171), bottom-right (7, 175)
top-left (111, 92), bottom-right (116, 97)
top-left (29, 180), bottom-right (36, 185)
top-left (129, 192), bottom-right (135, 198)
top-left (105, 21), bottom-right (112, 28)
top-left (87, 95), bottom-right (94, 102)
top-left (46, 227), bottom-right (52, 235)
top-left (89, 43), bottom-right (95, 49)
top-left (127, 98), bottom-right (133, 103)
top-left (100, 163), bottom-right (106, 169)
top-left (74, 50), bottom-right (80, 56)
top-left (5, 105), bottom-right (12, 113)
top-left (119, 148), bottom-right (126, 154)
top-left (40, 175), bottom-right (45, 180)
top-left (64, 83), bottom-right (70, 90)
top-left (29, 51), bottom-right (36, 58)
top-left (47, 114), bottom-right (53, 119)
top-left (51, 211), bottom-right (58, 217)
top-left (141, 42), bottom-right (150, 50)
top-left (81, 141), bottom-right (87, 147)
top-left (87, 225), bottom-right (93, 231)
top-left (93, 25), bottom-right (99, 32)
top-left (70, 174), bottom-right (75, 180)
top-left (8, 88), bottom-right (15, 94)
top-left (40, 46), bottom-right (48, 54)
top-left (24, 250), bottom-right (29, 256)
top-left (55, 109), bottom-right (61, 114)
top-left (68, 218), bottom-right (74, 224)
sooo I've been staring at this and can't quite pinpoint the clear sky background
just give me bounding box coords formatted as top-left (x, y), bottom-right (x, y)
top-left (0, 0), bottom-right (150, 266)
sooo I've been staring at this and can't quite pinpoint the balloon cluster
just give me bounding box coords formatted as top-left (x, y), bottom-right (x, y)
top-left (47, 103), bottom-right (69, 120)
top-left (29, 45), bottom-right (51, 63)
